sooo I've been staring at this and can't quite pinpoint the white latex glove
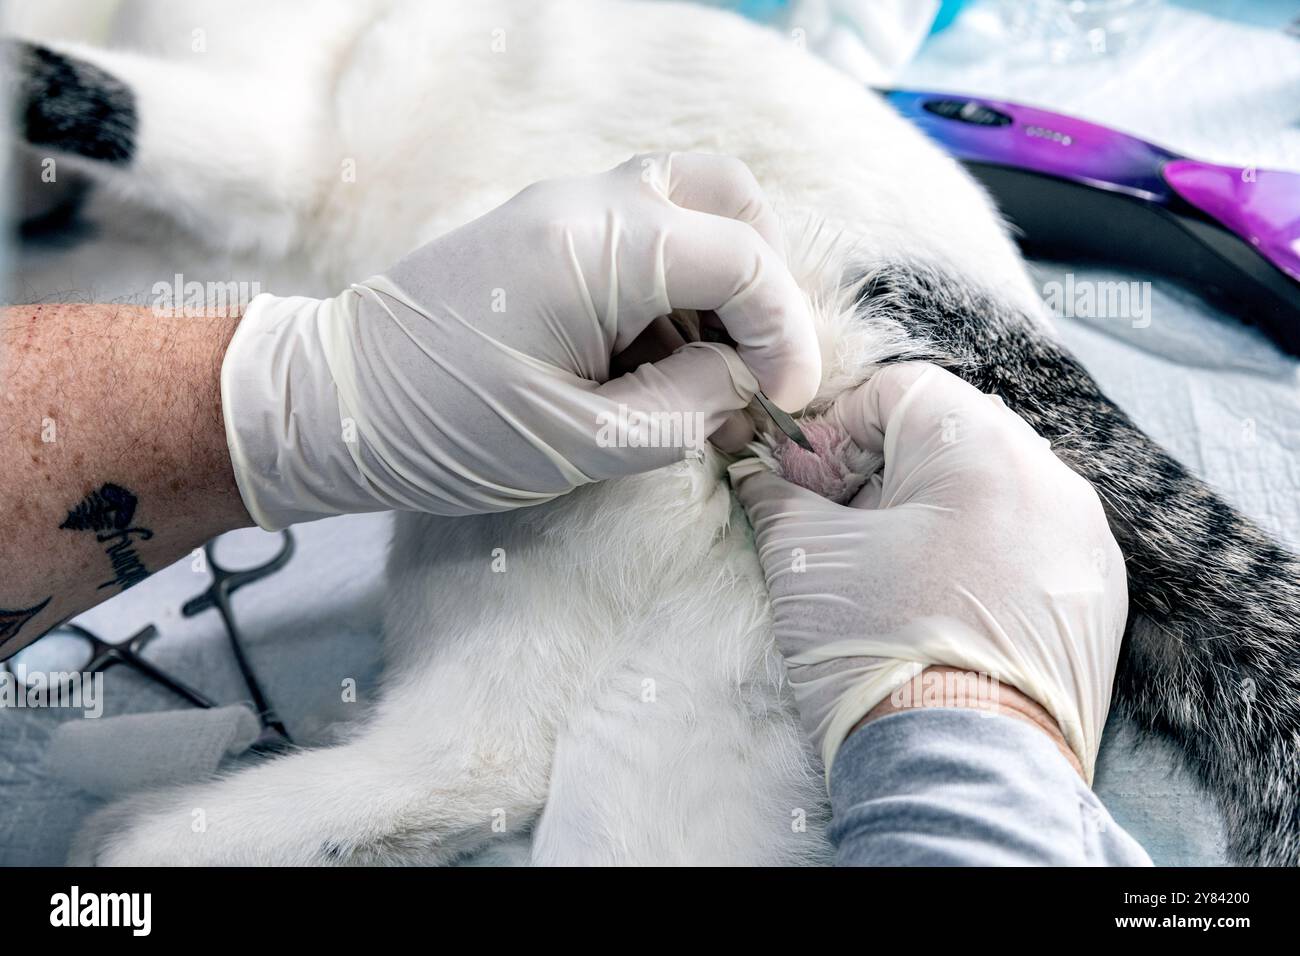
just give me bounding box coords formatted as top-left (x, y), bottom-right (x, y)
top-left (728, 363), bottom-right (1128, 782)
top-left (222, 153), bottom-right (820, 529)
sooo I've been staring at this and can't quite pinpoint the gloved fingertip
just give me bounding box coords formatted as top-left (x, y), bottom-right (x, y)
top-left (676, 341), bottom-right (760, 405)
top-left (709, 410), bottom-right (755, 453)
top-left (727, 457), bottom-right (829, 520)
top-left (726, 456), bottom-right (771, 487)
top-left (744, 346), bottom-right (822, 414)
top-left (830, 362), bottom-right (938, 453)
top-left (848, 472), bottom-right (883, 511)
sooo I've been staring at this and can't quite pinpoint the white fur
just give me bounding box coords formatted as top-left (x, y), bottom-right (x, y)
top-left (42, 0), bottom-right (1050, 865)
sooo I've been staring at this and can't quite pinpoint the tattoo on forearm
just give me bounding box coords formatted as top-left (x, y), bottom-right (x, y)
top-left (60, 482), bottom-right (137, 533)
top-left (0, 597), bottom-right (52, 649)
top-left (61, 483), bottom-right (153, 592)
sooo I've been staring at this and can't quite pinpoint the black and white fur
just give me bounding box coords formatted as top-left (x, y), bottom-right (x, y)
top-left (6, 0), bottom-right (1296, 865)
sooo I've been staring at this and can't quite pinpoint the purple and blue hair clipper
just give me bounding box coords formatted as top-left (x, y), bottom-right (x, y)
top-left (882, 89), bottom-right (1300, 354)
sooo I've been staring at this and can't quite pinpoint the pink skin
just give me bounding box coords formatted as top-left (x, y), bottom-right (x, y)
top-left (773, 418), bottom-right (872, 504)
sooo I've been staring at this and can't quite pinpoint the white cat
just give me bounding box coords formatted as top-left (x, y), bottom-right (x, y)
top-left (13, 0), bottom-right (1294, 865)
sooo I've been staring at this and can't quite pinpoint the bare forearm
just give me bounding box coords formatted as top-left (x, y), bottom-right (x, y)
top-left (0, 304), bottom-right (251, 658)
top-left (855, 666), bottom-right (1086, 779)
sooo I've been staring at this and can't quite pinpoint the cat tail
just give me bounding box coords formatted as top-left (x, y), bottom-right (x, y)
top-left (861, 262), bottom-right (1300, 866)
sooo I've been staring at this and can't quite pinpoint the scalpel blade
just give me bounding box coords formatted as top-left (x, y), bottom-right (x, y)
top-left (754, 391), bottom-right (813, 452)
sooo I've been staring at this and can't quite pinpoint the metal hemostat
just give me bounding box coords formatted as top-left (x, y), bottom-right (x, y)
top-left (3, 529), bottom-right (296, 753)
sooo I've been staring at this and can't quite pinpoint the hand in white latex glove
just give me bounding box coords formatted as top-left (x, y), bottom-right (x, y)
top-left (222, 153), bottom-right (820, 529)
top-left (728, 363), bottom-right (1127, 782)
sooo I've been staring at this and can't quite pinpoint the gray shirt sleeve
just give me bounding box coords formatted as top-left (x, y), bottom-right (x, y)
top-left (828, 708), bottom-right (1152, 866)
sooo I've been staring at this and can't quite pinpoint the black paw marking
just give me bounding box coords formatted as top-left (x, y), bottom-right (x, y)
top-left (5, 40), bottom-right (137, 164)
